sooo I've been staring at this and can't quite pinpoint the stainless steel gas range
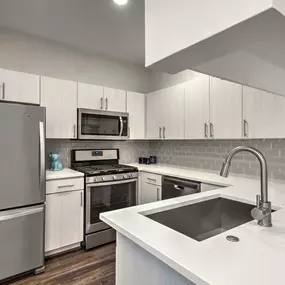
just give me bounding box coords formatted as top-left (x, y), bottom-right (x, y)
top-left (71, 149), bottom-right (138, 250)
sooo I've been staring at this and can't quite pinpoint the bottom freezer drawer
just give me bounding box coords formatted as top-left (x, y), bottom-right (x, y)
top-left (0, 205), bottom-right (44, 281)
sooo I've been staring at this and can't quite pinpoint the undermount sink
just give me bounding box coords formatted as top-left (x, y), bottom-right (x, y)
top-left (146, 198), bottom-right (255, 241)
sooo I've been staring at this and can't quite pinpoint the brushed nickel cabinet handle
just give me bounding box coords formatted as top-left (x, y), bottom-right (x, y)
top-left (159, 127), bottom-right (162, 139)
top-left (157, 187), bottom-right (160, 201)
top-left (2, 83), bottom-right (5, 100)
top-left (73, 124), bottom-right (76, 138)
top-left (244, 119), bottom-right (248, 137)
top-left (105, 98), bottom-right (108, 110)
top-left (80, 192), bottom-right (83, 207)
top-left (100, 97), bottom-right (103, 109)
top-left (163, 126), bottom-right (166, 139)
top-left (210, 123), bottom-right (214, 138)
top-left (204, 123), bottom-right (208, 138)
top-left (58, 185), bottom-right (75, 189)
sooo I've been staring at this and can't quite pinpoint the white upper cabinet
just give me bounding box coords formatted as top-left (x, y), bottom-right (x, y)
top-left (185, 75), bottom-right (210, 139)
top-left (41, 76), bottom-right (77, 139)
top-left (146, 86), bottom-right (185, 140)
top-left (243, 86), bottom-right (285, 138)
top-left (163, 84), bottom-right (185, 139)
top-left (78, 82), bottom-right (104, 110)
top-left (103, 87), bottom-right (126, 112)
top-left (0, 69), bottom-right (40, 104)
top-left (209, 77), bottom-right (242, 139)
top-left (146, 90), bottom-right (164, 139)
top-left (127, 91), bottom-right (145, 140)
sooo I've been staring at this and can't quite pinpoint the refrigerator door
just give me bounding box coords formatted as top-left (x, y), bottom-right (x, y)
top-left (0, 102), bottom-right (45, 210)
top-left (0, 205), bottom-right (44, 281)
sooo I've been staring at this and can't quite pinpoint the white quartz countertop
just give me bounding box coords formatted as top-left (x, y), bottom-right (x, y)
top-left (46, 168), bottom-right (84, 180)
top-left (101, 164), bottom-right (285, 285)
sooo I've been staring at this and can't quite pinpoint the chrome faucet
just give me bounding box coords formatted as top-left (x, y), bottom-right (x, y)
top-left (220, 146), bottom-right (272, 227)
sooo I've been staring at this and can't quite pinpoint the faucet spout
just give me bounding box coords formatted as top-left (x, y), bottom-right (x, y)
top-left (220, 146), bottom-right (272, 227)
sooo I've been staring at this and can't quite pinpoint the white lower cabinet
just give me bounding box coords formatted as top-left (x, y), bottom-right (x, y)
top-left (45, 194), bottom-right (61, 252)
top-left (45, 181), bottom-right (83, 255)
top-left (141, 183), bottom-right (161, 204)
top-left (140, 172), bottom-right (162, 204)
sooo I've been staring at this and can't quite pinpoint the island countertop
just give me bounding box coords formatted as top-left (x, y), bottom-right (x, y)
top-left (100, 164), bottom-right (285, 285)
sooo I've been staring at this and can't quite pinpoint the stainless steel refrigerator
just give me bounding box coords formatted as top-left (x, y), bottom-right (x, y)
top-left (0, 102), bottom-right (45, 281)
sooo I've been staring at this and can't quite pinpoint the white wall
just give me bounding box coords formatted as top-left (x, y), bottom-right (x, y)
top-left (0, 28), bottom-right (150, 93)
top-left (145, 0), bottom-right (272, 67)
top-left (274, 0), bottom-right (285, 15)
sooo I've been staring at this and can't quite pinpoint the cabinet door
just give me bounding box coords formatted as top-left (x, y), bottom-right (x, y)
top-left (146, 90), bottom-right (163, 139)
top-left (141, 182), bottom-right (161, 204)
top-left (78, 82), bottom-right (104, 110)
top-left (0, 69), bottom-right (40, 104)
top-left (104, 87), bottom-right (126, 112)
top-left (45, 194), bottom-right (62, 252)
top-left (127, 91), bottom-right (145, 139)
top-left (60, 191), bottom-right (84, 248)
top-left (41, 77), bottom-right (77, 139)
top-left (185, 75), bottom-right (210, 139)
top-left (243, 86), bottom-right (285, 138)
top-left (162, 85), bottom-right (185, 139)
top-left (209, 77), bottom-right (242, 139)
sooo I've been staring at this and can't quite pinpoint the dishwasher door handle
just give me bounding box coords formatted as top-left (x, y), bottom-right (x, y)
top-left (174, 185), bottom-right (184, 191)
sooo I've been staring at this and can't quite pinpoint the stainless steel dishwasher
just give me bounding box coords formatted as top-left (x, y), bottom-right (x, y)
top-left (162, 176), bottom-right (201, 200)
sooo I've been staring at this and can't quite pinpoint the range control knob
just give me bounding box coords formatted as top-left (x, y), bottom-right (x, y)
top-left (101, 177), bottom-right (105, 181)
top-left (129, 173), bottom-right (133, 178)
top-left (113, 175), bottom-right (117, 180)
top-left (123, 174), bottom-right (128, 179)
top-left (93, 177), bottom-right (97, 182)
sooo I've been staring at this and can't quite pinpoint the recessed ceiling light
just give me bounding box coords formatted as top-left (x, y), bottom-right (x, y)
top-left (113, 0), bottom-right (128, 5)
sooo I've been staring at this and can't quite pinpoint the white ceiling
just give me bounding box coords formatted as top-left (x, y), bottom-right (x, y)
top-left (0, 0), bottom-right (145, 65)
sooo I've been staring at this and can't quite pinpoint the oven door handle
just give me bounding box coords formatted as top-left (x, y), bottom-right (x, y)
top-left (119, 116), bottom-right (123, 137)
top-left (86, 178), bottom-right (138, 188)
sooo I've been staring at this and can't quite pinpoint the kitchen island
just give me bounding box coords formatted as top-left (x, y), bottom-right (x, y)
top-left (100, 165), bottom-right (285, 285)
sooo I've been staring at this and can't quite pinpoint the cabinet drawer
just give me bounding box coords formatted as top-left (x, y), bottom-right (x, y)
top-left (141, 172), bottom-right (162, 186)
top-left (46, 178), bottom-right (84, 194)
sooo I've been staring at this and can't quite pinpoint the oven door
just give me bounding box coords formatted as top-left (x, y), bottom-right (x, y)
top-left (78, 109), bottom-right (129, 140)
top-left (86, 179), bottom-right (137, 234)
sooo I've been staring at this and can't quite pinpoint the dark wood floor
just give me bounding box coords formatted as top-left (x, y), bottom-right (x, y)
top-left (3, 243), bottom-right (116, 285)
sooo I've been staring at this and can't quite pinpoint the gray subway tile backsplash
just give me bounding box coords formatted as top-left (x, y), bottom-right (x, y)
top-left (46, 139), bottom-right (151, 169)
top-left (47, 138), bottom-right (285, 181)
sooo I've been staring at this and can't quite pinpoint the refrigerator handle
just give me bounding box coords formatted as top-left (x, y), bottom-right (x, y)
top-left (0, 205), bottom-right (43, 222)
top-left (39, 122), bottom-right (45, 194)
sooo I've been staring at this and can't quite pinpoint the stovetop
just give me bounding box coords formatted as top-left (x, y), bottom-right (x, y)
top-left (71, 163), bottom-right (138, 176)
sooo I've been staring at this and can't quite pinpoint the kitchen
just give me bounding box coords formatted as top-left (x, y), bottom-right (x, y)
top-left (1, 0), bottom-right (285, 285)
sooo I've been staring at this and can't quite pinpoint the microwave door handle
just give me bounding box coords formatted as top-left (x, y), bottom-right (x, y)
top-left (119, 116), bottom-right (123, 136)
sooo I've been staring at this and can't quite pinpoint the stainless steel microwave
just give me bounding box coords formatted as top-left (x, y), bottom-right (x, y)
top-left (78, 109), bottom-right (129, 140)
